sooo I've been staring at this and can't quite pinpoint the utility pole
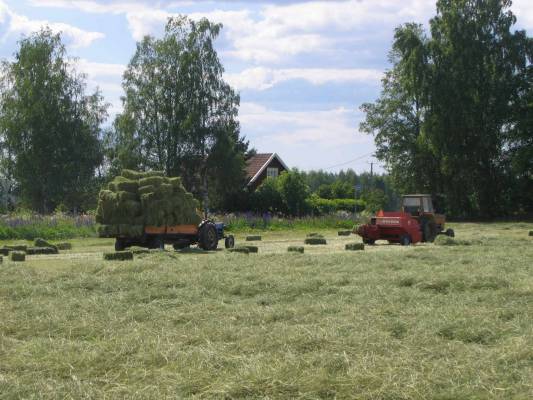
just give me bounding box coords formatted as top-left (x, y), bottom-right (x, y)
top-left (368, 161), bottom-right (374, 190)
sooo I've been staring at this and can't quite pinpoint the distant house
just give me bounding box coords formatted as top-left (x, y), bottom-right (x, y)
top-left (245, 153), bottom-right (289, 191)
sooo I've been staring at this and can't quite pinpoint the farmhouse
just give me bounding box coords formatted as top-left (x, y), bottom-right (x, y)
top-left (245, 153), bottom-right (289, 191)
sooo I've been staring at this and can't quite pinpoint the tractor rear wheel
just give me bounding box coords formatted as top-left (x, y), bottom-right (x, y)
top-left (199, 222), bottom-right (218, 251)
top-left (400, 235), bottom-right (411, 246)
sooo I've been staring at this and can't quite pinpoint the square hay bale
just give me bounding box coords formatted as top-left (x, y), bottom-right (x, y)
top-left (0, 247), bottom-right (10, 256)
top-left (345, 243), bottom-right (365, 251)
top-left (55, 242), bottom-right (72, 251)
top-left (244, 245), bottom-right (259, 253)
top-left (34, 238), bottom-right (58, 252)
top-left (27, 247), bottom-right (58, 255)
top-left (121, 169), bottom-right (164, 180)
top-left (10, 251), bottom-right (26, 262)
top-left (139, 176), bottom-right (165, 188)
top-left (246, 235), bottom-right (262, 241)
top-left (529, 231), bottom-right (533, 237)
top-left (338, 231), bottom-right (352, 236)
top-left (118, 224), bottom-right (144, 238)
top-left (305, 238), bottom-right (327, 245)
top-left (288, 246), bottom-right (304, 253)
top-left (138, 185), bottom-right (156, 195)
top-left (109, 177), bottom-right (139, 193)
top-left (103, 251), bottom-right (134, 261)
top-left (0, 256), bottom-right (2, 263)
top-left (117, 191), bottom-right (138, 202)
top-left (227, 247), bottom-right (250, 254)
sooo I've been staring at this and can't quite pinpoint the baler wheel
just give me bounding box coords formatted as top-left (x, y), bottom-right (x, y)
top-left (400, 235), bottom-right (411, 246)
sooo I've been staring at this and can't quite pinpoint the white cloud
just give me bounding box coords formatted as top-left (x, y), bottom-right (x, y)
top-left (513, 0), bottom-right (533, 30)
top-left (0, 0), bottom-right (104, 48)
top-left (239, 102), bottom-right (369, 148)
top-left (225, 67), bottom-right (382, 90)
top-left (75, 59), bottom-right (126, 79)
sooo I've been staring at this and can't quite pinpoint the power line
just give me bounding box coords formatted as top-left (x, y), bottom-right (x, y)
top-left (321, 152), bottom-right (374, 170)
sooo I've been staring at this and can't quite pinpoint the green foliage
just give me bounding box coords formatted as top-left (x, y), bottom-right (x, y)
top-left (361, 2), bottom-right (533, 217)
top-left (0, 29), bottom-right (106, 212)
top-left (307, 194), bottom-right (363, 215)
top-left (111, 16), bottom-right (249, 210)
top-left (277, 170), bottom-right (309, 216)
top-left (251, 178), bottom-right (284, 213)
top-left (361, 189), bottom-right (388, 213)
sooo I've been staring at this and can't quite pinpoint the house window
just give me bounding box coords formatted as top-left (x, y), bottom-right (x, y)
top-left (267, 167), bottom-right (279, 178)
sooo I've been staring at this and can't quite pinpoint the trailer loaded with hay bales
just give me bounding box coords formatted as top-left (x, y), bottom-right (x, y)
top-left (96, 170), bottom-right (235, 251)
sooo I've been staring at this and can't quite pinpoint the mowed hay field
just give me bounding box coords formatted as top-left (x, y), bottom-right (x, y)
top-left (1, 223), bottom-right (532, 399)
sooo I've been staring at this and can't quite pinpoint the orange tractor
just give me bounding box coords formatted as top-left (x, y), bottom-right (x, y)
top-left (356, 194), bottom-right (454, 245)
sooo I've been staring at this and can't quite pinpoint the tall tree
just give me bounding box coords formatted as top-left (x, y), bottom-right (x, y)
top-left (112, 16), bottom-right (249, 210)
top-left (361, 0), bottom-right (533, 217)
top-left (0, 29), bottom-right (106, 212)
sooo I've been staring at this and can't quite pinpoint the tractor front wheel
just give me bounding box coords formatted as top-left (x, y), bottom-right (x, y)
top-left (199, 222), bottom-right (218, 251)
top-left (225, 235), bottom-right (235, 249)
top-left (400, 235), bottom-right (411, 246)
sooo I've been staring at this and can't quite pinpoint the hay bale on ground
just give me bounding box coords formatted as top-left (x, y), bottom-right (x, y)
top-left (0, 256), bottom-right (2, 263)
top-left (338, 231), bottom-right (352, 236)
top-left (244, 245), bottom-right (259, 253)
top-left (246, 235), bottom-right (262, 241)
top-left (529, 231), bottom-right (533, 237)
top-left (6, 245), bottom-right (27, 252)
top-left (345, 243), bottom-right (365, 251)
top-left (34, 238), bottom-right (58, 252)
top-left (27, 247), bottom-right (58, 255)
top-left (0, 248), bottom-right (10, 256)
top-left (55, 243), bottom-right (72, 250)
top-left (227, 247), bottom-right (250, 254)
top-left (103, 251), bottom-right (134, 261)
top-left (288, 246), bottom-right (304, 253)
top-left (10, 251), bottom-right (25, 262)
top-left (305, 237), bottom-right (327, 245)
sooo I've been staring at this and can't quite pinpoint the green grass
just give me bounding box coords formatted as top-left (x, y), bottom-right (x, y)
top-left (0, 222), bottom-right (532, 399)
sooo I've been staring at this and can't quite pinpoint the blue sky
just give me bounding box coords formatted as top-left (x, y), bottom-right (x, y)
top-left (1, 0), bottom-right (532, 173)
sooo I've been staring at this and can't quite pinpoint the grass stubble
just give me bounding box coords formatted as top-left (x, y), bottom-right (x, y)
top-left (0, 222), bottom-right (532, 399)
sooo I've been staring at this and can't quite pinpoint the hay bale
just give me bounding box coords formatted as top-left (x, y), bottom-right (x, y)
top-left (55, 242), bottom-right (72, 250)
top-left (10, 251), bottom-right (25, 262)
top-left (0, 248), bottom-right (10, 256)
top-left (138, 185), bottom-right (155, 195)
top-left (118, 224), bottom-right (144, 237)
top-left (338, 231), bottom-right (352, 236)
top-left (27, 247), bottom-right (58, 255)
top-left (529, 231), bottom-right (533, 237)
top-left (246, 235), bottom-right (262, 241)
top-left (0, 256), bottom-right (2, 264)
top-left (103, 251), bottom-right (134, 261)
top-left (6, 245), bottom-right (27, 252)
top-left (34, 238), bottom-right (58, 252)
top-left (244, 245), bottom-right (259, 253)
top-left (288, 246), bottom-right (304, 253)
top-left (121, 169), bottom-right (164, 180)
top-left (345, 243), bottom-right (365, 251)
top-left (139, 176), bottom-right (165, 188)
top-left (305, 238), bottom-right (327, 245)
top-left (227, 247), bottom-right (250, 254)
top-left (117, 191), bottom-right (138, 202)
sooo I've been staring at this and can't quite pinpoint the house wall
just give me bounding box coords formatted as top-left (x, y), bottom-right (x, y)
top-left (249, 158), bottom-right (287, 191)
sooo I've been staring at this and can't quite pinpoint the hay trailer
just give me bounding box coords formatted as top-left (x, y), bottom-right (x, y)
top-left (356, 194), bottom-right (455, 246)
top-left (114, 220), bottom-right (235, 251)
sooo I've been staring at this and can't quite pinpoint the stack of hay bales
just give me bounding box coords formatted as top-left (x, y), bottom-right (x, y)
top-left (96, 170), bottom-right (202, 238)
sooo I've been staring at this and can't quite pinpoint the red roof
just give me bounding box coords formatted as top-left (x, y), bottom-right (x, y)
top-left (246, 153), bottom-right (274, 180)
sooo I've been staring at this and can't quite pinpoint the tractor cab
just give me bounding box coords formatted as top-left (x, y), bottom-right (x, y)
top-left (401, 194), bottom-right (434, 216)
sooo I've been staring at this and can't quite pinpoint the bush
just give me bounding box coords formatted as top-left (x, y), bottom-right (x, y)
top-left (103, 251), bottom-right (133, 261)
top-left (288, 246), bottom-right (304, 253)
top-left (345, 243), bottom-right (365, 251)
top-left (307, 194), bottom-right (365, 215)
top-left (10, 251), bottom-right (26, 262)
